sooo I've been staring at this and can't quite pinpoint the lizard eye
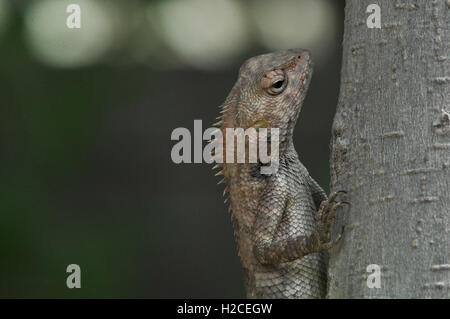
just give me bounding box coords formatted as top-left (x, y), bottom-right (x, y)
top-left (272, 80), bottom-right (283, 89)
top-left (268, 77), bottom-right (286, 95)
top-left (262, 70), bottom-right (287, 95)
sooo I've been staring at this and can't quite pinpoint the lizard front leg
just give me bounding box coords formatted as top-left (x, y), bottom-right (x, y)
top-left (253, 185), bottom-right (348, 265)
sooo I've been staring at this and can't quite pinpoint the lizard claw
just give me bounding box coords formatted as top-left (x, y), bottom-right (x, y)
top-left (315, 192), bottom-right (350, 249)
top-left (321, 233), bottom-right (342, 250)
top-left (327, 190), bottom-right (347, 203)
top-left (319, 224), bottom-right (346, 251)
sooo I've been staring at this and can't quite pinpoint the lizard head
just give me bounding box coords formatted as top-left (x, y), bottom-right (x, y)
top-left (219, 49), bottom-right (313, 148)
top-left (212, 49), bottom-right (313, 207)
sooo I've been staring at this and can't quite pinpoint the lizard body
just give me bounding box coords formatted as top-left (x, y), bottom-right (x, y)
top-left (212, 49), bottom-right (346, 298)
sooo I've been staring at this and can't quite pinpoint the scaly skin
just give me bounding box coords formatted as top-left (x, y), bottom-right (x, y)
top-left (212, 49), bottom-right (347, 298)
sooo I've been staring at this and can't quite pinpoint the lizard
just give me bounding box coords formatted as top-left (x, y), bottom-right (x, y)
top-left (211, 49), bottom-right (348, 298)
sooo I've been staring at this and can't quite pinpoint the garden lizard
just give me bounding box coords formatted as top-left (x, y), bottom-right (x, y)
top-left (211, 49), bottom-right (347, 298)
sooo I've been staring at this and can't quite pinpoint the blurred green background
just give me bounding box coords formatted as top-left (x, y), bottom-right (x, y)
top-left (0, 0), bottom-right (344, 298)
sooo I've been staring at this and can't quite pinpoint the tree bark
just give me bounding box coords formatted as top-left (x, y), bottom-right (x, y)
top-left (328, 0), bottom-right (449, 298)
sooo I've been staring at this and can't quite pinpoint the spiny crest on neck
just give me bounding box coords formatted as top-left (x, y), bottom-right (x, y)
top-left (209, 86), bottom-right (237, 212)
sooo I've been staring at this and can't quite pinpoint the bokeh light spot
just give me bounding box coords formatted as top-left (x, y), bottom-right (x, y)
top-left (250, 0), bottom-right (337, 62)
top-left (154, 0), bottom-right (250, 70)
top-left (24, 0), bottom-right (119, 68)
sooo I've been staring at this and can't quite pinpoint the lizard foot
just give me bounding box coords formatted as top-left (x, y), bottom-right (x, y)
top-left (315, 191), bottom-right (349, 251)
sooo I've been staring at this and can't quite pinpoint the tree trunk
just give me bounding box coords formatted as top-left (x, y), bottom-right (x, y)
top-left (328, 0), bottom-right (449, 298)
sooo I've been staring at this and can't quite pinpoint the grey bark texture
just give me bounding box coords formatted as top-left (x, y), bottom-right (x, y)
top-left (327, 0), bottom-right (450, 298)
